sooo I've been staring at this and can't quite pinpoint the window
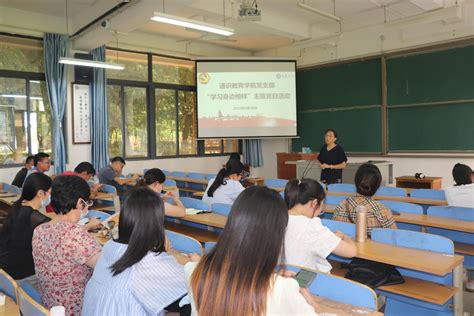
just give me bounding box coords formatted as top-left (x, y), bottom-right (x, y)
top-left (0, 35), bottom-right (51, 166)
top-left (106, 48), bottom-right (240, 160)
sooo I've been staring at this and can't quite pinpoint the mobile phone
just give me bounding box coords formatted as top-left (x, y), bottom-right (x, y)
top-left (294, 269), bottom-right (317, 288)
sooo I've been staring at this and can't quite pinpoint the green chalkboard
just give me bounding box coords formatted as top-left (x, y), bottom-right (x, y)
top-left (388, 102), bottom-right (474, 151)
top-left (387, 45), bottom-right (474, 105)
top-left (297, 59), bottom-right (381, 111)
top-left (293, 107), bottom-right (382, 153)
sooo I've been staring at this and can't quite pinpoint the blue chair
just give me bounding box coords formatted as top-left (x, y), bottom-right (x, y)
top-left (204, 241), bottom-right (216, 254)
top-left (321, 219), bottom-right (356, 238)
top-left (378, 200), bottom-right (424, 231)
top-left (162, 170), bottom-right (171, 176)
top-left (171, 171), bottom-right (188, 196)
top-left (327, 183), bottom-right (357, 193)
top-left (376, 186), bottom-right (407, 197)
top-left (86, 210), bottom-right (110, 221)
top-left (180, 197), bottom-right (210, 211)
top-left (283, 265), bottom-right (377, 310)
top-left (187, 172), bottom-right (207, 192)
top-left (163, 179), bottom-right (177, 187)
top-left (166, 230), bottom-right (203, 255)
top-left (427, 206), bottom-right (474, 269)
top-left (99, 184), bottom-right (117, 195)
top-left (19, 280), bottom-right (43, 305)
top-left (211, 203), bottom-right (232, 216)
top-left (206, 174), bottom-right (217, 180)
top-left (326, 195), bottom-right (348, 205)
top-left (264, 178), bottom-right (289, 189)
top-left (1, 182), bottom-right (11, 192)
top-left (371, 228), bottom-right (454, 316)
top-left (17, 286), bottom-right (49, 316)
top-left (0, 269), bottom-right (17, 301)
top-left (410, 189), bottom-right (446, 200)
top-left (9, 185), bottom-right (21, 194)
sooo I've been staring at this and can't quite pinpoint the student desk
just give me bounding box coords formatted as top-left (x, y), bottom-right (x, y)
top-left (327, 191), bottom-right (448, 206)
top-left (312, 295), bottom-right (382, 315)
top-left (0, 296), bottom-right (20, 316)
top-left (167, 176), bottom-right (209, 185)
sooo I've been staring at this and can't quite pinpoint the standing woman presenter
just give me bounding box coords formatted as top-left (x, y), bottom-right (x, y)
top-left (318, 128), bottom-right (347, 184)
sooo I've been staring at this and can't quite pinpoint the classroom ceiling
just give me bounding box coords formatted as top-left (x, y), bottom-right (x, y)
top-left (0, 0), bottom-right (461, 52)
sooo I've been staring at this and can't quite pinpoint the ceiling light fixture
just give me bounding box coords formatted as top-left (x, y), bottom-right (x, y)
top-left (59, 57), bottom-right (125, 70)
top-left (151, 12), bottom-right (234, 36)
top-left (297, 2), bottom-right (341, 22)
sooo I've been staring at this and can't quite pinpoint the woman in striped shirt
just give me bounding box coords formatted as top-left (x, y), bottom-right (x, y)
top-left (82, 187), bottom-right (189, 316)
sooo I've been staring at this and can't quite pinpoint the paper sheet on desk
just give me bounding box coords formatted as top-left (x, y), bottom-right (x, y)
top-left (185, 208), bottom-right (210, 215)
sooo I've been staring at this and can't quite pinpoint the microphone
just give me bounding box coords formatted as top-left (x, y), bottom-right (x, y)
top-left (301, 158), bottom-right (317, 179)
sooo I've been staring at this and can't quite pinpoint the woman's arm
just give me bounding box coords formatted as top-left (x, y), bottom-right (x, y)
top-left (85, 252), bottom-right (101, 269)
top-left (332, 231), bottom-right (357, 258)
top-left (327, 161), bottom-right (347, 169)
top-left (164, 198), bottom-right (186, 218)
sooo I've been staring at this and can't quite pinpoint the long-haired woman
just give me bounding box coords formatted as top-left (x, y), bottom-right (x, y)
top-left (136, 168), bottom-right (185, 217)
top-left (82, 187), bottom-right (189, 316)
top-left (202, 159), bottom-right (245, 206)
top-left (186, 186), bottom-right (318, 315)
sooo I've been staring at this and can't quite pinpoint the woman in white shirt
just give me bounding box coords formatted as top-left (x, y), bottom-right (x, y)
top-left (445, 163), bottom-right (474, 208)
top-left (284, 178), bottom-right (357, 273)
top-left (185, 186), bottom-right (318, 315)
top-left (202, 159), bottom-right (245, 206)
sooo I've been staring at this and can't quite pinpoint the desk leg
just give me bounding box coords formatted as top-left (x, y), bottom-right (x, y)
top-left (453, 263), bottom-right (463, 316)
top-left (113, 196), bottom-right (121, 213)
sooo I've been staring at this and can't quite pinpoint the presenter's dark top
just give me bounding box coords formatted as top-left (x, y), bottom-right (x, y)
top-left (318, 145), bottom-right (347, 184)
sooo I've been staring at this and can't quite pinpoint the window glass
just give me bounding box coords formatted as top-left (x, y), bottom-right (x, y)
top-left (153, 56), bottom-right (195, 85)
top-left (107, 85), bottom-right (123, 157)
top-left (155, 89), bottom-right (177, 156)
top-left (124, 87), bottom-right (148, 157)
top-left (106, 50), bottom-right (148, 81)
top-left (178, 91), bottom-right (197, 155)
top-left (0, 35), bottom-right (44, 73)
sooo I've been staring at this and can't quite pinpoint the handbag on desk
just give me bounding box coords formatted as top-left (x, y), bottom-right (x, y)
top-left (343, 258), bottom-right (405, 289)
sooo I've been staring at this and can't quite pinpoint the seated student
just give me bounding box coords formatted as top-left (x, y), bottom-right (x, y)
top-left (284, 178), bottom-right (357, 273)
top-left (136, 168), bottom-right (185, 218)
top-left (228, 152), bottom-right (250, 183)
top-left (445, 163), bottom-right (474, 208)
top-left (82, 187), bottom-right (189, 316)
top-left (98, 156), bottom-right (138, 195)
top-left (186, 186), bottom-right (318, 315)
top-left (0, 173), bottom-right (51, 282)
top-left (202, 159), bottom-right (245, 206)
top-left (64, 162), bottom-right (102, 198)
top-left (11, 155), bottom-right (34, 188)
top-left (333, 164), bottom-right (397, 234)
top-left (25, 152), bottom-right (51, 179)
top-left (32, 175), bottom-right (101, 315)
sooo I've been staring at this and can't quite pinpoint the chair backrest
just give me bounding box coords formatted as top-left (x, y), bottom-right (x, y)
top-left (0, 269), bottom-right (17, 301)
top-left (180, 197), bottom-right (210, 211)
top-left (204, 241), bottom-right (216, 254)
top-left (188, 172), bottom-right (206, 179)
top-left (9, 185), bottom-right (21, 194)
top-left (283, 265), bottom-right (377, 310)
top-left (410, 189), bottom-right (445, 200)
top-left (264, 178), bottom-right (289, 189)
top-left (327, 183), bottom-right (357, 193)
top-left (100, 184), bottom-right (117, 195)
top-left (19, 280), bottom-right (43, 305)
top-left (1, 182), bottom-right (12, 192)
top-left (426, 206), bottom-right (474, 246)
top-left (211, 203), bottom-right (232, 216)
top-left (171, 171), bottom-right (187, 178)
top-left (86, 210), bottom-right (110, 221)
top-left (17, 287), bottom-right (49, 316)
top-left (378, 200), bottom-right (423, 215)
top-left (321, 219), bottom-right (356, 238)
top-left (376, 186), bottom-right (407, 197)
top-left (325, 195), bottom-right (348, 206)
top-left (163, 179), bottom-right (177, 187)
top-left (205, 174), bottom-right (217, 180)
top-left (187, 173), bottom-right (207, 190)
top-left (371, 228), bottom-right (454, 284)
top-left (166, 230), bottom-right (203, 255)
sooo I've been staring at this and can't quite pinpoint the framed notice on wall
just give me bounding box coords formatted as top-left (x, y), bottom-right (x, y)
top-left (72, 83), bottom-right (91, 144)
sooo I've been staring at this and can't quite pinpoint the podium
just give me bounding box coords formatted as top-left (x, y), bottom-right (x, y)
top-left (276, 152), bottom-right (318, 180)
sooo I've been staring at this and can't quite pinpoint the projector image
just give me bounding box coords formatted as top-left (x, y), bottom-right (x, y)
top-left (238, 4), bottom-right (262, 21)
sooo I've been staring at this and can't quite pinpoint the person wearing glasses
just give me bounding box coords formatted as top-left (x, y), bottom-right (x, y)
top-left (25, 152), bottom-right (51, 179)
top-left (283, 178), bottom-right (356, 273)
top-left (32, 175), bottom-right (102, 315)
top-left (202, 159), bottom-right (245, 206)
top-left (98, 157), bottom-right (139, 195)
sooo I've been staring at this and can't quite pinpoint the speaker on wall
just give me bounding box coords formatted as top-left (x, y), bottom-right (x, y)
top-left (74, 53), bottom-right (94, 83)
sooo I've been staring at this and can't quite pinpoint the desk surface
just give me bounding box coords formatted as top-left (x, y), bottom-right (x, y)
top-left (328, 191), bottom-right (447, 206)
top-left (312, 295), bottom-right (382, 316)
top-left (0, 296), bottom-right (20, 316)
top-left (324, 204), bottom-right (473, 233)
top-left (168, 176), bottom-right (209, 185)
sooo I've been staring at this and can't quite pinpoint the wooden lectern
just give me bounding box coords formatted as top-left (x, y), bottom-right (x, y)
top-left (277, 152), bottom-right (318, 180)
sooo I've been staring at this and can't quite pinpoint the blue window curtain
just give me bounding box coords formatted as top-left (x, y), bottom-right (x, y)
top-left (242, 139), bottom-right (264, 167)
top-left (43, 33), bottom-right (69, 174)
top-left (89, 45), bottom-right (109, 172)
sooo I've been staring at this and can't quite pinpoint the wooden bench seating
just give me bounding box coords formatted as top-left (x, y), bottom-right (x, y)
top-left (329, 261), bottom-right (457, 306)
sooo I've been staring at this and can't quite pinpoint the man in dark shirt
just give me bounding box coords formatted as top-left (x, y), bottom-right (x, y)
top-left (11, 155), bottom-right (34, 188)
top-left (98, 157), bottom-right (138, 195)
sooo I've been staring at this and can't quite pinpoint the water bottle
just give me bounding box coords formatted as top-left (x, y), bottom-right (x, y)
top-left (355, 205), bottom-right (368, 243)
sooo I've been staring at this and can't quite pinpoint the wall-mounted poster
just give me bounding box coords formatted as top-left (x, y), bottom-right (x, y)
top-left (72, 83), bottom-right (91, 144)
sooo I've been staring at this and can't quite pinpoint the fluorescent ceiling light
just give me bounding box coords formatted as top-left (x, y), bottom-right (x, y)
top-left (297, 2), bottom-right (341, 22)
top-left (151, 12), bottom-right (234, 36)
top-left (1, 94), bottom-right (42, 100)
top-left (59, 57), bottom-right (124, 70)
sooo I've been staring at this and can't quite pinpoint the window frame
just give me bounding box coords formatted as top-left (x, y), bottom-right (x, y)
top-left (0, 33), bottom-right (60, 168)
top-left (106, 47), bottom-right (241, 160)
